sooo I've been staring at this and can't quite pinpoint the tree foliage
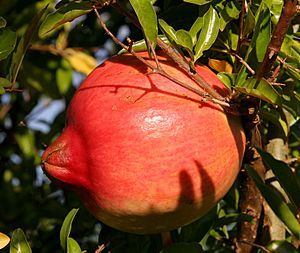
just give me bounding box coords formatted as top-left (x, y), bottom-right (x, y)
top-left (0, 0), bottom-right (299, 252)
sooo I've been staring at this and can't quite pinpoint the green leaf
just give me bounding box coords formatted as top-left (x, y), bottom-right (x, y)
top-left (56, 58), bottom-right (72, 95)
top-left (264, 0), bottom-right (284, 23)
top-left (10, 228), bottom-right (32, 253)
top-left (235, 77), bottom-right (281, 105)
top-left (39, 2), bottom-right (92, 37)
top-left (60, 208), bottom-right (79, 252)
top-left (129, 0), bottom-right (158, 44)
top-left (8, 5), bottom-right (48, 85)
top-left (184, 0), bottom-right (213, 5)
top-left (159, 20), bottom-right (193, 55)
top-left (217, 72), bottom-right (235, 91)
top-left (218, 0), bottom-right (240, 31)
top-left (118, 35), bottom-right (170, 54)
top-left (257, 149), bottom-right (300, 209)
top-left (243, 8), bottom-right (255, 36)
top-left (281, 35), bottom-right (300, 62)
top-left (67, 238), bottom-right (81, 253)
top-left (189, 17), bottom-right (204, 45)
top-left (161, 242), bottom-right (203, 253)
top-left (266, 240), bottom-right (299, 253)
top-left (0, 28), bottom-right (17, 61)
top-left (159, 19), bottom-right (177, 43)
top-left (15, 131), bottom-right (36, 159)
top-left (0, 16), bottom-right (6, 28)
top-left (282, 93), bottom-right (300, 118)
top-left (194, 7), bottom-right (220, 62)
top-left (175, 29), bottom-right (193, 52)
top-left (0, 77), bottom-right (11, 94)
top-left (246, 165), bottom-right (300, 239)
top-left (255, 4), bottom-right (271, 61)
top-left (259, 108), bottom-right (288, 136)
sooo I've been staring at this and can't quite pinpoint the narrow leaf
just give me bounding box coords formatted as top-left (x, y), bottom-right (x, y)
top-left (255, 5), bottom-right (271, 61)
top-left (194, 7), bottom-right (220, 62)
top-left (243, 8), bottom-right (255, 36)
top-left (10, 228), bottom-right (32, 253)
top-left (60, 208), bottom-right (79, 252)
top-left (39, 2), bottom-right (92, 36)
top-left (266, 240), bottom-right (298, 253)
top-left (246, 165), bottom-right (300, 239)
top-left (189, 17), bottom-right (204, 45)
top-left (8, 5), bottom-right (48, 84)
top-left (235, 77), bottom-right (281, 105)
top-left (0, 28), bottom-right (17, 61)
top-left (129, 0), bottom-right (158, 44)
top-left (184, 0), bottom-right (213, 5)
top-left (257, 149), bottom-right (300, 209)
top-left (158, 19), bottom-right (177, 43)
top-left (0, 232), bottom-right (10, 250)
top-left (67, 238), bottom-right (81, 253)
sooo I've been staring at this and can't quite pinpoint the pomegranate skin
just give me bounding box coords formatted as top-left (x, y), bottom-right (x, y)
top-left (42, 52), bottom-right (246, 234)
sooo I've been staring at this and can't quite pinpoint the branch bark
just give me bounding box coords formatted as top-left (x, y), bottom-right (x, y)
top-left (256, 0), bottom-right (298, 79)
top-left (235, 99), bottom-right (266, 253)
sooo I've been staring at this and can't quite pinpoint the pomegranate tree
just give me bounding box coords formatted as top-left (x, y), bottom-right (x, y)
top-left (42, 51), bottom-right (245, 234)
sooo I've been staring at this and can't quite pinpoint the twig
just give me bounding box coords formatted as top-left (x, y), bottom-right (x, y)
top-left (94, 7), bottom-right (156, 69)
top-left (4, 87), bottom-right (23, 93)
top-left (93, 6), bottom-right (230, 107)
top-left (112, 2), bottom-right (227, 102)
top-left (236, 0), bottom-right (247, 58)
top-left (277, 56), bottom-right (300, 73)
top-left (237, 240), bottom-right (271, 253)
top-left (211, 42), bottom-right (256, 75)
top-left (231, 51), bottom-right (255, 75)
top-left (155, 38), bottom-right (226, 101)
top-left (256, 0), bottom-right (298, 79)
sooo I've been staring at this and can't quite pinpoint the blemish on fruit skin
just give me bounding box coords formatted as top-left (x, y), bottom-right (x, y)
top-left (112, 105), bottom-right (118, 111)
top-left (120, 95), bottom-right (135, 103)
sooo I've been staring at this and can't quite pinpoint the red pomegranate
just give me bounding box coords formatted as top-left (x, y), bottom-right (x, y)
top-left (42, 51), bottom-right (245, 234)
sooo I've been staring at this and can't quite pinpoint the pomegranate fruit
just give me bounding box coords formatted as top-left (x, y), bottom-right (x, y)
top-left (42, 51), bottom-right (246, 234)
